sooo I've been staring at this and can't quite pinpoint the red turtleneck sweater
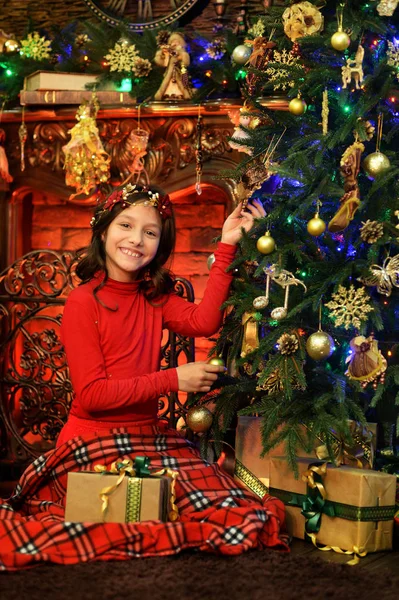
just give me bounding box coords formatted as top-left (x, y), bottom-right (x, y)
top-left (61, 242), bottom-right (236, 425)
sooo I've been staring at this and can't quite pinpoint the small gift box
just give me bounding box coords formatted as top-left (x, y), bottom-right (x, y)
top-left (65, 457), bottom-right (178, 524)
top-left (235, 416), bottom-right (377, 485)
top-left (269, 456), bottom-right (397, 561)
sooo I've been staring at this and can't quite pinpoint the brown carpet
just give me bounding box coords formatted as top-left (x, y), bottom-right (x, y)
top-left (1, 550), bottom-right (398, 600)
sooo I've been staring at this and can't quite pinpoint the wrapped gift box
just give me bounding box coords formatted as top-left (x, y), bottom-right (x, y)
top-left (235, 416), bottom-right (377, 484)
top-left (269, 456), bottom-right (396, 553)
top-left (65, 471), bottom-right (171, 524)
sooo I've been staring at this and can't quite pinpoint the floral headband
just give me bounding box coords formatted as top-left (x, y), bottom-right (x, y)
top-left (90, 184), bottom-right (173, 228)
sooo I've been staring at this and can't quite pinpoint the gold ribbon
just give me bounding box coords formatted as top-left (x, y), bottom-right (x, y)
top-left (306, 532), bottom-right (367, 566)
top-left (241, 312), bottom-right (259, 358)
top-left (302, 463), bottom-right (328, 500)
top-left (94, 459), bottom-right (179, 522)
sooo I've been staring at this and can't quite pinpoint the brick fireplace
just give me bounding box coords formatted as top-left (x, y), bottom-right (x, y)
top-left (1, 102), bottom-right (245, 360)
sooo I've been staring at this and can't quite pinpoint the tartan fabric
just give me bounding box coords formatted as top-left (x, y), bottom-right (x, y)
top-left (0, 425), bottom-right (289, 571)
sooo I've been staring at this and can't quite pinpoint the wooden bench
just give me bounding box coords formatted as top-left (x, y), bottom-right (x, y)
top-left (0, 250), bottom-right (195, 492)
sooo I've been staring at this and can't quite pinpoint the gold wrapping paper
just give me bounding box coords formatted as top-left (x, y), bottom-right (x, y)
top-left (269, 457), bottom-right (396, 553)
top-left (235, 416), bottom-right (316, 482)
top-left (64, 472), bottom-right (171, 524)
top-left (235, 417), bottom-right (377, 483)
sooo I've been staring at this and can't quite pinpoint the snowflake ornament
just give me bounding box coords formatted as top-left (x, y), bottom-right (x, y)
top-left (265, 49), bottom-right (304, 91)
top-left (105, 41), bottom-right (139, 73)
top-left (387, 40), bottom-right (399, 81)
top-left (325, 285), bottom-right (374, 330)
top-left (20, 32), bottom-right (52, 61)
top-left (248, 19), bottom-right (266, 39)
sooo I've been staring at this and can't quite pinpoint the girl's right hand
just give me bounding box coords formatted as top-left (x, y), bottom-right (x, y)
top-left (176, 361), bottom-right (226, 393)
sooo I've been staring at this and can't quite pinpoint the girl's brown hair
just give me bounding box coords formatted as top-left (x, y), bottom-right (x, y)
top-left (75, 185), bottom-right (176, 305)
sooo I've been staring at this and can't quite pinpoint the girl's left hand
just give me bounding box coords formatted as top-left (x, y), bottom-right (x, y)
top-left (221, 200), bottom-right (266, 246)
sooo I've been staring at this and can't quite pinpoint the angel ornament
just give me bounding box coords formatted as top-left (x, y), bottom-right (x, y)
top-left (358, 254), bottom-right (399, 297)
top-left (342, 45), bottom-right (364, 90)
top-left (154, 33), bottom-right (192, 101)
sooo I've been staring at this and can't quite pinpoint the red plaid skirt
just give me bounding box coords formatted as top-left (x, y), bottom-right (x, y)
top-left (0, 424), bottom-right (289, 570)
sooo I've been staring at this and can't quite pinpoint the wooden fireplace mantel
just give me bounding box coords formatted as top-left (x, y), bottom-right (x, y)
top-left (1, 97), bottom-right (289, 200)
top-left (0, 97), bottom-right (288, 268)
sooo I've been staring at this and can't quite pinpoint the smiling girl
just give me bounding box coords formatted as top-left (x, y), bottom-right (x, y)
top-left (0, 184), bottom-right (288, 570)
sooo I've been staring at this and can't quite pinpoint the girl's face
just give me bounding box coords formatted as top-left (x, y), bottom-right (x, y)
top-left (103, 203), bottom-right (162, 282)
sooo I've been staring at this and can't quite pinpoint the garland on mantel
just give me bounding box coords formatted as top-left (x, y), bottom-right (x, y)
top-left (0, 15), bottom-right (279, 108)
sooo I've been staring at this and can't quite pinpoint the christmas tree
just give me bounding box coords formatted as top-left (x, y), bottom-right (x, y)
top-left (190, 0), bottom-right (399, 472)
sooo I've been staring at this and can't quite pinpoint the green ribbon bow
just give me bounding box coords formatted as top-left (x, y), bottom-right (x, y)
top-left (133, 456), bottom-right (151, 477)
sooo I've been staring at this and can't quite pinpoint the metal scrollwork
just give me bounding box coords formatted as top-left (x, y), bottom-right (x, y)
top-left (0, 251), bottom-right (195, 467)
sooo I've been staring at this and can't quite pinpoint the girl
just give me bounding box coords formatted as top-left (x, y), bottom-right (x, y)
top-left (0, 184), bottom-right (288, 570)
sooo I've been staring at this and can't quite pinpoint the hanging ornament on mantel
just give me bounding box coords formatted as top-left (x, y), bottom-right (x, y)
top-left (331, 3), bottom-right (351, 51)
top-left (0, 129), bottom-right (13, 183)
top-left (363, 114), bottom-right (390, 179)
top-left (62, 93), bottom-right (111, 199)
top-left (0, 102), bottom-right (13, 183)
top-left (195, 104), bottom-right (203, 195)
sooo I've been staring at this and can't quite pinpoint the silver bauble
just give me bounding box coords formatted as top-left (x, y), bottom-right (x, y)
top-left (231, 44), bottom-right (252, 65)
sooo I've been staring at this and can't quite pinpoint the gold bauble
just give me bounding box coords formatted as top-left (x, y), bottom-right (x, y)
top-left (288, 97), bottom-right (307, 116)
top-left (207, 253), bottom-right (216, 270)
top-left (306, 330), bottom-right (335, 361)
top-left (231, 44), bottom-right (252, 65)
top-left (307, 215), bottom-right (326, 237)
top-left (186, 406), bottom-right (213, 433)
top-left (331, 30), bottom-right (350, 51)
top-left (208, 356), bottom-right (225, 367)
top-left (4, 39), bottom-right (19, 52)
top-left (362, 151), bottom-right (391, 179)
top-left (256, 231), bottom-right (276, 255)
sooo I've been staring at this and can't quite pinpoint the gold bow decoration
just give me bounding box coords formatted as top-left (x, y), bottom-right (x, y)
top-left (94, 457), bottom-right (179, 522)
top-left (312, 421), bottom-right (375, 469)
top-left (241, 312), bottom-right (260, 358)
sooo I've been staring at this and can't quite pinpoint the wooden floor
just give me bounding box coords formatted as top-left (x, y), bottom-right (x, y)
top-left (291, 538), bottom-right (399, 573)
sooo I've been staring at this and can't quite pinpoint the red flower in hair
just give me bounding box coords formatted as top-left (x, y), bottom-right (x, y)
top-left (104, 190), bottom-right (123, 210)
top-left (158, 194), bottom-right (173, 219)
